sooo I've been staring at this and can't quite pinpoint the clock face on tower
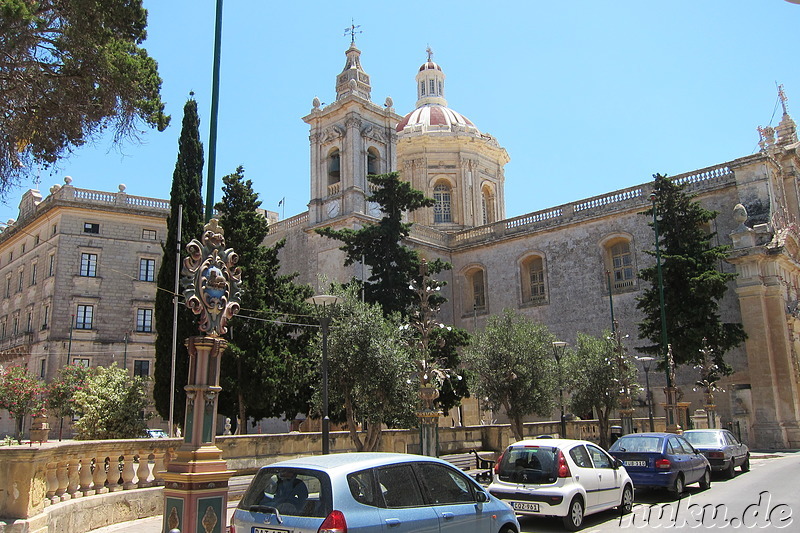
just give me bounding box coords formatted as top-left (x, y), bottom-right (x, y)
top-left (368, 201), bottom-right (381, 217)
top-left (326, 201), bottom-right (340, 218)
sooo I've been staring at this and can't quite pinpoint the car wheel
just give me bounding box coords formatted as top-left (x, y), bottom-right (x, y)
top-left (618, 484), bottom-right (633, 514)
top-left (670, 474), bottom-right (685, 499)
top-left (741, 454), bottom-right (750, 473)
top-left (699, 468), bottom-right (711, 490)
top-left (562, 496), bottom-right (584, 531)
top-left (498, 527), bottom-right (517, 533)
top-left (725, 459), bottom-right (736, 479)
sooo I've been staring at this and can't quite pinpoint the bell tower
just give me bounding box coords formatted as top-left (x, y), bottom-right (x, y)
top-left (304, 39), bottom-right (403, 225)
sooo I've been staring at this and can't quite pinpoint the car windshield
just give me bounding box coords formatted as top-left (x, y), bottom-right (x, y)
top-left (239, 467), bottom-right (330, 518)
top-left (609, 436), bottom-right (663, 453)
top-left (497, 446), bottom-right (557, 484)
top-left (683, 432), bottom-right (722, 446)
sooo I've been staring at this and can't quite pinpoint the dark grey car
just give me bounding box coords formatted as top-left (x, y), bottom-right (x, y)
top-left (682, 429), bottom-right (750, 478)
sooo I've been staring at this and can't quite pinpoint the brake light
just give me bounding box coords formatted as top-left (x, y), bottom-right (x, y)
top-left (708, 452), bottom-right (724, 459)
top-left (318, 510), bottom-right (347, 533)
top-left (229, 524), bottom-right (235, 533)
top-left (656, 458), bottom-right (671, 470)
top-left (557, 450), bottom-right (571, 478)
top-left (494, 450), bottom-right (506, 474)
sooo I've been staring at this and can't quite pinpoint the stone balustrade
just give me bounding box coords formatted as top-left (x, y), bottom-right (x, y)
top-left (0, 438), bottom-right (177, 520)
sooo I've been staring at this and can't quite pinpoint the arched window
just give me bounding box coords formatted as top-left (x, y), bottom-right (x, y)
top-left (481, 186), bottom-right (495, 225)
top-left (464, 267), bottom-right (487, 313)
top-left (433, 182), bottom-right (452, 223)
top-left (521, 255), bottom-right (547, 304)
top-left (367, 147), bottom-right (379, 176)
top-left (604, 238), bottom-right (636, 291)
top-left (328, 148), bottom-right (341, 186)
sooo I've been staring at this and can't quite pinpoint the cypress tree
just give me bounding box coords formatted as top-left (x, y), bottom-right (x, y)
top-left (637, 174), bottom-right (746, 371)
top-left (153, 96), bottom-right (205, 425)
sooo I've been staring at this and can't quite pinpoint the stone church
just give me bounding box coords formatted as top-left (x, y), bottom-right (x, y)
top-left (266, 42), bottom-right (800, 450)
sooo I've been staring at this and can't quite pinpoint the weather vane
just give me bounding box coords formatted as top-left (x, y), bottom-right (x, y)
top-left (344, 19), bottom-right (361, 44)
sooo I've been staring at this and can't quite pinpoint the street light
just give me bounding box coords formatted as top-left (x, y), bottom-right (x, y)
top-left (552, 341), bottom-right (568, 438)
top-left (306, 294), bottom-right (342, 454)
top-left (637, 356), bottom-right (656, 432)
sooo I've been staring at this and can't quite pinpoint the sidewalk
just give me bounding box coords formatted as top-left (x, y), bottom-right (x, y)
top-left (88, 501), bottom-right (237, 533)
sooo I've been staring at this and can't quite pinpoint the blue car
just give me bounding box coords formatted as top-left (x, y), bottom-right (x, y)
top-left (231, 452), bottom-right (520, 533)
top-left (608, 433), bottom-right (711, 498)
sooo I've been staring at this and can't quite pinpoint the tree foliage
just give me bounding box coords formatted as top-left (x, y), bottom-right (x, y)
top-left (45, 363), bottom-right (89, 440)
top-left (316, 172), bottom-right (434, 316)
top-left (565, 331), bottom-right (639, 449)
top-left (0, 0), bottom-right (170, 195)
top-left (463, 309), bottom-right (557, 442)
top-left (323, 288), bottom-right (417, 451)
top-left (0, 364), bottom-right (45, 440)
top-left (214, 167), bottom-right (314, 431)
top-left (637, 174), bottom-right (746, 371)
top-left (72, 364), bottom-right (151, 440)
top-left (154, 97), bottom-right (205, 427)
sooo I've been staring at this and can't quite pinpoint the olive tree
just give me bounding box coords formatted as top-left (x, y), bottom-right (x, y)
top-left (463, 309), bottom-right (557, 441)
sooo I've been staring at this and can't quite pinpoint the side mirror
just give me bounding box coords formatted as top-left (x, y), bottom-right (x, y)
top-left (476, 491), bottom-right (489, 503)
top-left (614, 458), bottom-right (624, 469)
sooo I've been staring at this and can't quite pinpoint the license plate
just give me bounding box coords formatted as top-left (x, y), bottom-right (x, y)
top-left (624, 460), bottom-right (647, 467)
top-left (512, 502), bottom-right (540, 512)
top-left (252, 527), bottom-right (291, 533)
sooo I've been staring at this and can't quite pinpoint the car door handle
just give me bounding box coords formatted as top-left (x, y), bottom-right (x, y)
top-left (385, 518), bottom-right (402, 527)
top-left (442, 512), bottom-right (455, 520)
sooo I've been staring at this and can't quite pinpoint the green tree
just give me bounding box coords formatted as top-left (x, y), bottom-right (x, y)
top-left (72, 364), bottom-right (151, 439)
top-left (0, 365), bottom-right (45, 440)
top-left (213, 167), bottom-right (314, 431)
top-left (637, 174), bottom-right (746, 371)
top-left (316, 172), bottom-right (434, 316)
top-left (323, 288), bottom-right (417, 451)
top-left (463, 309), bottom-right (557, 442)
top-left (565, 331), bottom-right (639, 449)
top-left (0, 0), bottom-right (169, 195)
top-left (153, 97), bottom-right (205, 428)
top-left (45, 364), bottom-right (89, 440)
top-left (428, 326), bottom-right (471, 416)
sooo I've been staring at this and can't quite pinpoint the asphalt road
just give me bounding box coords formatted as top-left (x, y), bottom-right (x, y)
top-left (517, 452), bottom-right (799, 532)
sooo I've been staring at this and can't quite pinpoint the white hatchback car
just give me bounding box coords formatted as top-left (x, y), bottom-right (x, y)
top-left (488, 438), bottom-right (633, 531)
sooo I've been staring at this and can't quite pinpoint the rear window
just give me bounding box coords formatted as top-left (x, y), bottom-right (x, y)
top-left (610, 436), bottom-right (663, 453)
top-left (239, 467), bottom-right (330, 518)
top-left (497, 446), bottom-right (557, 484)
top-left (684, 432), bottom-right (722, 446)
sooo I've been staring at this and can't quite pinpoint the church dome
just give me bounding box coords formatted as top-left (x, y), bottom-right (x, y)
top-left (419, 60), bottom-right (442, 72)
top-left (396, 104), bottom-right (479, 134)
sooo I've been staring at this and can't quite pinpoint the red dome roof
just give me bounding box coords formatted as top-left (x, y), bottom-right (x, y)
top-left (396, 104), bottom-right (477, 133)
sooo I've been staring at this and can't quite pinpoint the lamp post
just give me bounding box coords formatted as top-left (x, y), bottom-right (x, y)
top-left (306, 294), bottom-right (342, 455)
top-left (637, 356), bottom-right (656, 432)
top-left (650, 189), bottom-right (679, 432)
top-left (552, 341), bottom-right (568, 438)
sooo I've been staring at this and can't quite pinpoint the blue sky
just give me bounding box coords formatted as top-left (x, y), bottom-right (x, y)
top-left (2, 1), bottom-right (799, 224)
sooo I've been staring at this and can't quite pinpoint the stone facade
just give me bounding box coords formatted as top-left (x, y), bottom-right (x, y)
top-left (0, 179), bottom-right (168, 438)
top-left (266, 45), bottom-right (800, 449)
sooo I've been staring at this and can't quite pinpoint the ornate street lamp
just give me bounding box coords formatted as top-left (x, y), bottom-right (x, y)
top-left (694, 339), bottom-right (723, 429)
top-left (552, 341), bottom-right (568, 438)
top-left (305, 294), bottom-right (342, 455)
top-left (637, 356), bottom-right (656, 432)
top-left (650, 189), bottom-right (679, 432)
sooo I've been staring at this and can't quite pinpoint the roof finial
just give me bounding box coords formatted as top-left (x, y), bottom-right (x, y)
top-left (344, 19), bottom-right (362, 45)
top-left (426, 45), bottom-right (434, 62)
top-left (778, 83), bottom-right (789, 114)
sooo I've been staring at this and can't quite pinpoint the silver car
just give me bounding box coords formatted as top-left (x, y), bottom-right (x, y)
top-left (231, 452), bottom-right (520, 533)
